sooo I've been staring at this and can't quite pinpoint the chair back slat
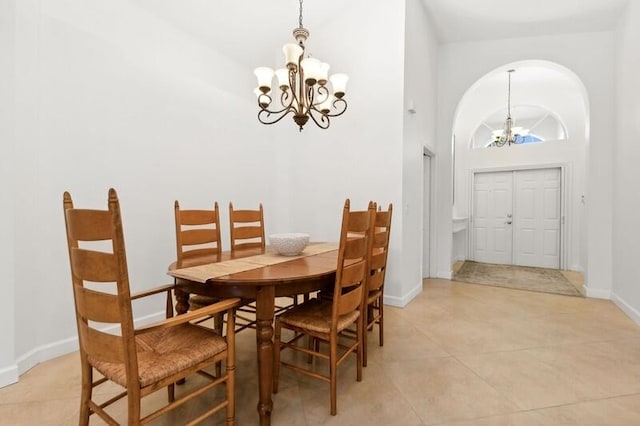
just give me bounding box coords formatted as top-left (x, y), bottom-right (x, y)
top-left (180, 247), bottom-right (220, 262)
top-left (66, 209), bottom-right (113, 242)
top-left (373, 230), bottom-right (388, 247)
top-left (330, 200), bottom-right (375, 331)
top-left (375, 210), bottom-right (392, 228)
top-left (78, 321), bottom-right (125, 364)
top-left (180, 209), bottom-right (218, 226)
top-left (232, 226), bottom-right (263, 241)
top-left (70, 249), bottom-right (119, 283)
top-left (232, 240), bottom-right (264, 251)
top-left (175, 201), bottom-right (222, 268)
top-left (340, 260), bottom-right (367, 288)
top-left (230, 209), bottom-right (262, 223)
top-left (347, 211), bottom-right (371, 233)
top-left (370, 250), bottom-right (386, 271)
top-left (367, 270), bottom-right (384, 292)
top-left (181, 228), bottom-right (219, 246)
top-left (337, 285), bottom-right (363, 316)
top-left (229, 203), bottom-right (265, 252)
top-left (343, 237), bottom-right (367, 260)
top-left (74, 286), bottom-right (121, 323)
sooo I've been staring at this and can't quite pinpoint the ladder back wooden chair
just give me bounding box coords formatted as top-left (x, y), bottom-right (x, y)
top-left (228, 202), bottom-right (265, 251)
top-left (273, 199), bottom-right (375, 415)
top-left (229, 202), bottom-right (298, 314)
top-left (175, 200), bottom-right (256, 333)
top-left (174, 201), bottom-right (225, 332)
top-left (64, 189), bottom-right (238, 425)
top-left (363, 203), bottom-right (393, 367)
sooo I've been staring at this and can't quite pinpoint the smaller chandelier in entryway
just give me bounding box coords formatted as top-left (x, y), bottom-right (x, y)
top-left (253, 0), bottom-right (348, 131)
top-left (491, 69), bottom-right (529, 147)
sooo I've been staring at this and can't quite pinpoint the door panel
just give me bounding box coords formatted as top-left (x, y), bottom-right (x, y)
top-left (513, 168), bottom-right (561, 268)
top-left (473, 171), bottom-right (513, 265)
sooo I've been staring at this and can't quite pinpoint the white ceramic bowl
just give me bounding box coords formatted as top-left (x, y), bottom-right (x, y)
top-left (269, 233), bottom-right (310, 256)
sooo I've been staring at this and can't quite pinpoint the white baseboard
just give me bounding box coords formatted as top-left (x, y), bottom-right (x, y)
top-left (13, 310), bottom-right (166, 381)
top-left (0, 364), bottom-right (19, 389)
top-left (584, 286), bottom-right (611, 299)
top-left (384, 281), bottom-right (423, 308)
top-left (16, 335), bottom-right (79, 378)
top-left (568, 264), bottom-right (584, 273)
top-left (453, 255), bottom-right (466, 263)
top-left (611, 292), bottom-right (640, 326)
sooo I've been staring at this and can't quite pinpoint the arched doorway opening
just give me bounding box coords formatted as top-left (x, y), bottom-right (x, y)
top-left (451, 60), bottom-right (589, 279)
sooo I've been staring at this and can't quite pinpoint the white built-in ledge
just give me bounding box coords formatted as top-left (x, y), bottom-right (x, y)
top-left (452, 217), bottom-right (468, 233)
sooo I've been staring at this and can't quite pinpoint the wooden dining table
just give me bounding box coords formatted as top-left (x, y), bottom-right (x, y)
top-left (168, 243), bottom-right (339, 426)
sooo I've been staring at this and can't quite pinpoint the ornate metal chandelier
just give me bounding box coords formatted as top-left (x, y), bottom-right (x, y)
top-left (253, 0), bottom-right (348, 131)
top-left (491, 69), bottom-right (528, 147)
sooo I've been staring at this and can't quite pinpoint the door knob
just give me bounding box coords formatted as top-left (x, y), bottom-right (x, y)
top-left (506, 221), bottom-right (512, 225)
top-left (507, 213), bottom-right (512, 218)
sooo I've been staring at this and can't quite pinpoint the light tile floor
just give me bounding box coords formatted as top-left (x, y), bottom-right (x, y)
top-left (2, 278), bottom-right (640, 425)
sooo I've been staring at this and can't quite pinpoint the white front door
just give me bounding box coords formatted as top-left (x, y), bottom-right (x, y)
top-left (472, 168), bottom-right (561, 268)
top-left (472, 171), bottom-right (513, 265)
top-left (513, 168), bottom-right (561, 268)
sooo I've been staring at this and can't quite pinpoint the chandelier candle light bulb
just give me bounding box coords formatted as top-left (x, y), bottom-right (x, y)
top-left (275, 68), bottom-right (290, 90)
top-left (283, 43), bottom-right (303, 68)
top-left (254, 67), bottom-right (274, 93)
top-left (253, 0), bottom-right (348, 131)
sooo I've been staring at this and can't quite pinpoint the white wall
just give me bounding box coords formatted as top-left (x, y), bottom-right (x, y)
top-left (0, 0), bottom-right (18, 386)
top-left (612, 1), bottom-right (640, 322)
top-left (403, 0), bottom-right (439, 298)
top-left (7, 0), bottom-right (278, 383)
top-left (437, 32), bottom-right (615, 296)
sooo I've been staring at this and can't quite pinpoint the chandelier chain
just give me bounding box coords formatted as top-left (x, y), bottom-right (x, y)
top-left (507, 69), bottom-right (513, 119)
top-left (299, 0), bottom-right (304, 28)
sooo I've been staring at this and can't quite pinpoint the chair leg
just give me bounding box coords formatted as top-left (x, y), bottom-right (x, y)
top-left (226, 354), bottom-right (236, 425)
top-left (378, 298), bottom-right (384, 347)
top-left (127, 388), bottom-right (142, 426)
top-left (329, 335), bottom-right (338, 416)
top-left (226, 308), bottom-right (236, 426)
top-left (79, 361), bottom-right (92, 426)
top-left (273, 320), bottom-right (282, 394)
top-left (356, 315), bottom-right (363, 382)
top-left (307, 336), bottom-right (314, 364)
top-left (214, 313), bottom-right (225, 377)
top-left (168, 383), bottom-right (175, 403)
top-left (363, 303), bottom-right (369, 367)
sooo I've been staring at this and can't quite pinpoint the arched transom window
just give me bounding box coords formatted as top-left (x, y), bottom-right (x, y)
top-left (472, 105), bottom-right (568, 149)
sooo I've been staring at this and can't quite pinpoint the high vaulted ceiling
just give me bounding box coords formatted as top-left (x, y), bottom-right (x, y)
top-left (422, 0), bottom-right (629, 43)
top-left (133, 0), bottom-right (629, 66)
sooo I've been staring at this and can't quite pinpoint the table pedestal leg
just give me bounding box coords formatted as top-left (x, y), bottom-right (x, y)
top-left (256, 285), bottom-right (275, 426)
top-left (174, 286), bottom-right (190, 315)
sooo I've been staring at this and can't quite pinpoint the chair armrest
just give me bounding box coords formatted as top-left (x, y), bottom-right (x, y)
top-left (135, 298), bottom-right (241, 335)
top-left (130, 283), bottom-right (175, 301)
